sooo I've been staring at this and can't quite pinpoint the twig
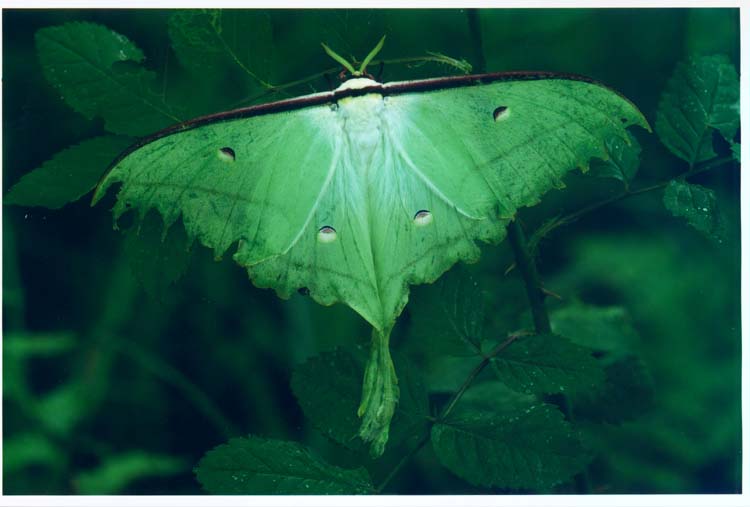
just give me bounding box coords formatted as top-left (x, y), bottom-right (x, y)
top-left (507, 217), bottom-right (592, 493)
top-left (375, 333), bottom-right (520, 493)
top-left (507, 220), bottom-right (551, 334)
top-left (466, 9), bottom-right (486, 74)
top-left (527, 155), bottom-right (736, 253)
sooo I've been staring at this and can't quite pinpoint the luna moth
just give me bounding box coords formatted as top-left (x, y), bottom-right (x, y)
top-left (92, 39), bottom-right (648, 456)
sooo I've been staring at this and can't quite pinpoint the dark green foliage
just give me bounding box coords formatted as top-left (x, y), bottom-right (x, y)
top-left (491, 334), bottom-right (604, 395)
top-left (74, 451), bottom-right (187, 494)
top-left (290, 348), bottom-right (365, 451)
top-left (407, 267), bottom-right (486, 355)
top-left (550, 302), bottom-right (639, 357)
top-left (3, 8), bottom-right (740, 496)
top-left (431, 404), bottom-right (589, 490)
top-left (590, 132), bottom-right (641, 186)
top-left (195, 436), bottom-right (374, 494)
top-left (655, 55), bottom-right (739, 165)
top-left (4, 136), bottom-right (132, 209)
top-left (35, 22), bottom-right (182, 136)
top-left (663, 180), bottom-right (726, 241)
top-left (572, 356), bottom-right (654, 424)
top-left (290, 349), bottom-right (429, 451)
top-left (123, 213), bottom-right (193, 301)
top-left (167, 10), bottom-right (275, 87)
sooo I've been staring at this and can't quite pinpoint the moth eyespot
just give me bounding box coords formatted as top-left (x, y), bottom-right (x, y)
top-left (317, 226), bottom-right (337, 243)
top-left (492, 106), bottom-right (509, 122)
top-left (413, 210), bottom-right (433, 226)
top-left (218, 147), bottom-right (236, 162)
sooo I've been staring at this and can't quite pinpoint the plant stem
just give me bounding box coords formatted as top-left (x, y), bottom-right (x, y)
top-left (466, 9), bottom-right (487, 74)
top-left (439, 334), bottom-right (520, 420)
top-left (507, 218), bottom-right (592, 494)
top-left (375, 333), bottom-right (520, 493)
top-left (507, 220), bottom-right (551, 334)
top-left (375, 431), bottom-right (431, 493)
top-left (528, 155), bottom-right (736, 252)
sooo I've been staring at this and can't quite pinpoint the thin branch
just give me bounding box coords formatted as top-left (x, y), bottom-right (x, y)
top-left (375, 333), bottom-right (521, 493)
top-left (439, 334), bottom-right (520, 420)
top-left (507, 220), bottom-right (551, 334)
top-left (506, 215), bottom-right (591, 493)
top-left (466, 9), bottom-right (487, 74)
top-left (375, 432), bottom-right (430, 493)
top-left (527, 155), bottom-right (736, 253)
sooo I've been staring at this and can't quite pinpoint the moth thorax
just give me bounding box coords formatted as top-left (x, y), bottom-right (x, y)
top-left (340, 94), bottom-right (385, 170)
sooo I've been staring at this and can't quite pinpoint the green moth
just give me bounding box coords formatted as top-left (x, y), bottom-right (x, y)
top-left (93, 40), bottom-right (648, 456)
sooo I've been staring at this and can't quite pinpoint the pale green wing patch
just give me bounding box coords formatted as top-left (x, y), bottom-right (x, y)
top-left (95, 75), bottom-right (647, 456)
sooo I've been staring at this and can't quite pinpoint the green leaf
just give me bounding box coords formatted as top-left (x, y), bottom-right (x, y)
top-left (74, 451), bottom-right (186, 494)
top-left (491, 333), bottom-right (604, 395)
top-left (655, 55), bottom-right (739, 165)
top-left (550, 302), bottom-right (639, 358)
top-left (290, 348), bottom-right (364, 451)
top-left (589, 132), bottom-right (641, 185)
top-left (5, 136), bottom-right (132, 209)
top-left (195, 436), bottom-right (374, 494)
top-left (36, 381), bottom-right (91, 435)
top-left (663, 180), bottom-right (726, 241)
top-left (407, 266), bottom-right (486, 356)
top-left (431, 404), bottom-right (588, 490)
top-left (572, 356), bottom-right (654, 424)
top-left (36, 22), bottom-right (181, 136)
top-left (3, 332), bottom-right (78, 405)
top-left (3, 332), bottom-right (77, 357)
top-left (3, 433), bottom-right (65, 473)
top-left (168, 10), bottom-right (274, 88)
top-left (123, 213), bottom-right (193, 302)
top-left (454, 380), bottom-right (536, 417)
